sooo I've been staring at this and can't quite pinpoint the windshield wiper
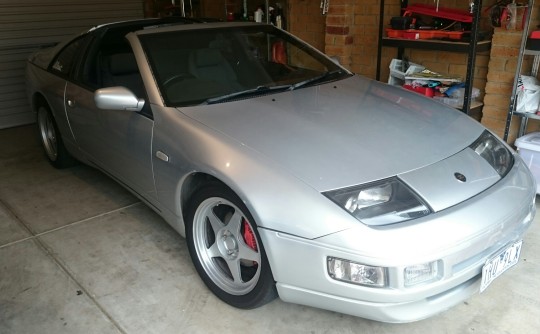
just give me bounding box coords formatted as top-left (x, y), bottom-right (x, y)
top-left (204, 85), bottom-right (292, 105)
top-left (289, 69), bottom-right (346, 91)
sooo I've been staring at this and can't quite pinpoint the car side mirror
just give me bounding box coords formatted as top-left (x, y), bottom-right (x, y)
top-left (94, 86), bottom-right (145, 112)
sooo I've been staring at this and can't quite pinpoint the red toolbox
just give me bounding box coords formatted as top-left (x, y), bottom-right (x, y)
top-left (386, 28), bottom-right (464, 40)
top-left (403, 4), bottom-right (473, 23)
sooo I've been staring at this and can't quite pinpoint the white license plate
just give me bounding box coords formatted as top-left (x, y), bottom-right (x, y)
top-left (480, 240), bottom-right (522, 293)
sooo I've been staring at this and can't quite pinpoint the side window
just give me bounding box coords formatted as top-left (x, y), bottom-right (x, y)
top-left (79, 29), bottom-right (140, 91)
top-left (50, 36), bottom-right (89, 77)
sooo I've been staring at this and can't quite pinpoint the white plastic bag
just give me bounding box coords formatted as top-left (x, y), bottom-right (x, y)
top-left (516, 75), bottom-right (540, 113)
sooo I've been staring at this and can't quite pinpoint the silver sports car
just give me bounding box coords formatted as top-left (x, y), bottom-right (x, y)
top-left (26, 18), bottom-right (536, 323)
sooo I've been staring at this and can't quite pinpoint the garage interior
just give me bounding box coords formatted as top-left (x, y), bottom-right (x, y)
top-left (1, 0), bottom-right (540, 333)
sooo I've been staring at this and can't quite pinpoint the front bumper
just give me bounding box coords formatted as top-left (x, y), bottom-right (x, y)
top-left (259, 157), bottom-right (535, 323)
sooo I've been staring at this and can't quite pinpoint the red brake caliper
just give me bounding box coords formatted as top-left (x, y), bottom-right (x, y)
top-left (242, 219), bottom-right (258, 252)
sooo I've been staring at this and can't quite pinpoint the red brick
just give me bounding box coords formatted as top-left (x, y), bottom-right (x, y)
top-left (326, 26), bottom-right (350, 35)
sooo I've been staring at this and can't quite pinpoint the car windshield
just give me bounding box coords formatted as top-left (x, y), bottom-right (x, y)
top-left (139, 25), bottom-right (350, 107)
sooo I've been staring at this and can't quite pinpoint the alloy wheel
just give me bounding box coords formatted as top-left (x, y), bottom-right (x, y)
top-left (192, 197), bottom-right (262, 295)
top-left (37, 107), bottom-right (58, 162)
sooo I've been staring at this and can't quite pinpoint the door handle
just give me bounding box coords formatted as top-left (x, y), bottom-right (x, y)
top-left (67, 99), bottom-right (75, 108)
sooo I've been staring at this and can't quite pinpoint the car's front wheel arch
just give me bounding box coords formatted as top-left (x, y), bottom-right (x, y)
top-left (184, 179), bottom-right (278, 309)
top-left (180, 173), bottom-right (222, 221)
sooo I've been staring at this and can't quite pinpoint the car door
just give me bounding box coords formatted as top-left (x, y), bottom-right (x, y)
top-left (65, 30), bottom-right (156, 200)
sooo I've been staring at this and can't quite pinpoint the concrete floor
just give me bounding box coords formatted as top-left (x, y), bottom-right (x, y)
top-left (1, 125), bottom-right (540, 334)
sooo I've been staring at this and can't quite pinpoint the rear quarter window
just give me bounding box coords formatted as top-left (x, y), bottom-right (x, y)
top-left (50, 36), bottom-right (89, 77)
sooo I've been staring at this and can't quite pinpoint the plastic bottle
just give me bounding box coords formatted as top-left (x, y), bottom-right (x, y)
top-left (254, 8), bottom-right (263, 23)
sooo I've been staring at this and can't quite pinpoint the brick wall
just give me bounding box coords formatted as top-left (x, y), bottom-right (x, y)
top-left (483, 29), bottom-right (526, 140)
top-left (324, 0), bottom-right (531, 139)
top-left (323, 0), bottom-right (354, 67)
top-left (484, 4), bottom-right (540, 141)
top-left (288, 0), bottom-right (326, 52)
top-left (354, 0), bottom-right (399, 79)
top-left (324, 0), bottom-right (494, 84)
top-left (377, 0), bottom-right (493, 98)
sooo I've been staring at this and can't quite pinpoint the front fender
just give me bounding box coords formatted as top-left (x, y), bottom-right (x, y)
top-left (151, 106), bottom-right (356, 239)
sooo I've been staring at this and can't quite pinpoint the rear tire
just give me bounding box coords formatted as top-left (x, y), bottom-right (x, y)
top-left (186, 183), bottom-right (277, 309)
top-left (37, 104), bottom-right (77, 168)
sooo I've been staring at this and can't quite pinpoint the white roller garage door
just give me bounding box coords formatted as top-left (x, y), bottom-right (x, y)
top-left (0, 0), bottom-right (144, 129)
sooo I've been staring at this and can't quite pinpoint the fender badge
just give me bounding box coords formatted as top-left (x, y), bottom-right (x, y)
top-left (454, 172), bottom-right (467, 183)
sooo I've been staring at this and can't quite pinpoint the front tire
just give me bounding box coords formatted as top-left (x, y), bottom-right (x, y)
top-left (37, 104), bottom-right (76, 168)
top-left (186, 183), bottom-right (277, 309)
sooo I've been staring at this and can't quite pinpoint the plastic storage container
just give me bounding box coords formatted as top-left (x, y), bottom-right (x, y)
top-left (385, 28), bottom-right (463, 40)
top-left (515, 132), bottom-right (540, 194)
top-left (388, 59), bottom-right (425, 86)
top-left (402, 84), bottom-right (434, 97)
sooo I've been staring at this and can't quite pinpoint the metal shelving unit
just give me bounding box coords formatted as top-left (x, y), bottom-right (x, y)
top-left (375, 0), bottom-right (488, 115)
top-left (225, 0), bottom-right (270, 23)
top-left (503, 0), bottom-right (536, 142)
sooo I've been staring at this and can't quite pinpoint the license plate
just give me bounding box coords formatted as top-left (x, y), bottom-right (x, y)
top-left (480, 240), bottom-right (522, 293)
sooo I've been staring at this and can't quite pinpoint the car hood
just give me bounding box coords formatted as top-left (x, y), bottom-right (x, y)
top-left (179, 75), bottom-right (485, 192)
